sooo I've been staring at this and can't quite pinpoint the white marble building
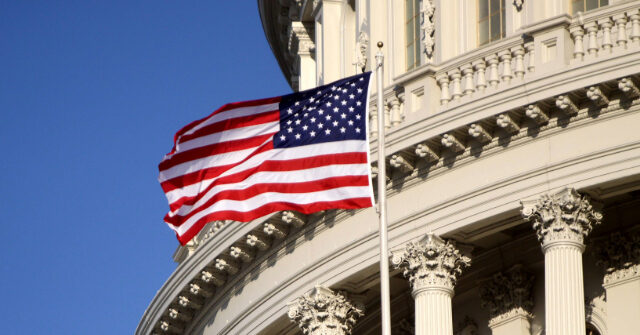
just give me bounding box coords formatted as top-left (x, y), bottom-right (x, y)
top-left (137, 1), bottom-right (640, 334)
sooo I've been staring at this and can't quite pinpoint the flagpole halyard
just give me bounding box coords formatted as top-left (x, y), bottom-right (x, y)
top-left (375, 41), bottom-right (392, 335)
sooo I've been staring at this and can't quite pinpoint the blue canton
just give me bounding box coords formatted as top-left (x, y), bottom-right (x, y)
top-left (275, 72), bottom-right (371, 148)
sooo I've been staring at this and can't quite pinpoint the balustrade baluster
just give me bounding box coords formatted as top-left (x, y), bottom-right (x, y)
top-left (461, 64), bottom-right (475, 95)
top-left (599, 18), bottom-right (613, 53)
top-left (436, 74), bottom-right (451, 105)
top-left (472, 60), bottom-right (487, 92)
top-left (486, 55), bottom-right (500, 88)
top-left (614, 14), bottom-right (628, 48)
top-left (498, 50), bottom-right (513, 84)
top-left (524, 41), bottom-right (535, 72)
top-left (585, 22), bottom-right (599, 56)
top-left (512, 46), bottom-right (525, 79)
top-left (570, 25), bottom-right (586, 60)
top-left (450, 70), bottom-right (462, 100)
top-left (630, 12), bottom-right (640, 44)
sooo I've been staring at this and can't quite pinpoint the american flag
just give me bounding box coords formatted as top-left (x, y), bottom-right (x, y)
top-left (159, 72), bottom-right (374, 244)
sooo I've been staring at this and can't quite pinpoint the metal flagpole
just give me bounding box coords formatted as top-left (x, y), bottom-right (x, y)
top-left (375, 41), bottom-right (392, 335)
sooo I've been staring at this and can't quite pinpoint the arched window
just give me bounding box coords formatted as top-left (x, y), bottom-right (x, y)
top-left (586, 323), bottom-right (601, 335)
top-left (478, 0), bottom-right (505, 46)
top-left (571, 0), bottom-right (609, 15)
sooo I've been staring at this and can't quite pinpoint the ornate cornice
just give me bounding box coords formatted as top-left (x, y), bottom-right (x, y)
top-left (521, 188), bottom-right (602, 248)
top-left (479, 264), bottom-right (534, 327)
top-left (287, 285), bottom-right (364, 335)
top-left (593, 230), bottom-right (640, 285)
top-left (391, 233), bottom-right (471, 292)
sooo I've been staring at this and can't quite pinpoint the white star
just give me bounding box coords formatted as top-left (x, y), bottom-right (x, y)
top-left (325, 129), bottom-right (331, 135)
top-left (318, 109), bottom-right (324, 115)
top-left (280, 135), bottom-right (286, 141)
top-left (287, 127), bottom-right (293, 133)
top-left (317, 90), bottom-right (322, 95)
top-left (359, 77), bottom-right (364, 81)
top-left (310, 131), bottom-right (316, 137)
top-left (332, 121), bottom-right (338, 126)
top-left (357, 88), bottom-right (363, 93)
top-left (287, 108), bottom-right (293, 114)
top-left (349, 94), bottom-right (355, 99)
top-left (333, 107), bottom-right (339, 112)
top-left (318, 123), bottom-right (324, 129)
top-left (326, 102), bottom-right (332, 107)
top-left (334, 95), bottom-right (339, 100)
top-left (331, 86), bottom-right (337, 91)
top-left (325, 115), bottom-right (332, 120)
top-left (340, 127), bottom-right (346, 133)
top-left (295, 101), bottom-right (300, 106)
top-left (341, 113), bottom-right (347, 119)
top-left (350, 83), bottom-right (356, 86)
top-left (303, 112), bottom-right (309, 118)
top-left (356, 127), bottom-right (361, 133)
top-left (287, 120), bottom-right (292, 125)
top-left (342, 88), bottom-right (347, 93)
top-left (308, 106), bottom-right (315, 111)
top-left (348, 107), bottom-right (354, 112)
top-left (295, 119), bottom-right (301, 125)
top-left (303, 125), bottom-right (308, 130)
top-left (341, 100), bottom-right (347, 105)
top-left (348, 120), bottom-right (354, 125)
top-left (295, 133), bottom-right (301, 139)
top-left (356, 114), bottom-right (362, 120)
top-left (356, 101), bottom-right (362, 106)
top-left (309, 97), bottom-right (315, 102)
top-left (310, 117), bottom-right (316, 123)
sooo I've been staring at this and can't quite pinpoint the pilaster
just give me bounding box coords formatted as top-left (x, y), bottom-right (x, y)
top-left (287, 285), bottom-right (364, 335)
top-left (521, 187), bottom-right (602, 335)
top-left (479, 265), bottom-right (534, 335)
top-left (593, 230), bottom-right (640, 335)
top-left (391, 233), bottom-right (471, 335)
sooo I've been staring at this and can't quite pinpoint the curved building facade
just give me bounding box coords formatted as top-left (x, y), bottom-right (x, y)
top-left (138, 1), bottom-right (640, 334)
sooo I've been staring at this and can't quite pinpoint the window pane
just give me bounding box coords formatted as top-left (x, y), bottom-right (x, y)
top-left (586, 0), bottom-right (598, 11)
top-left (571, 0), bottom-right (583, 14)
top-left (406, 22), bottom-right (414, 45)
top-left (601, 0), bottom-right (609, 6)
top-left (407, 44), bottom-right (415, 69)
top-left (479, 19), bottom-right (489, 45)
top-left (501, 8), bottom-right (505, 38)
top-left (406, 0), bottom-right (413, 22)
top-left (479, 0), bottom-right (488, 18)
top-left (490, 13), bottom-right (501, 41)
top-left (490, 0), bottom-right (501, 14)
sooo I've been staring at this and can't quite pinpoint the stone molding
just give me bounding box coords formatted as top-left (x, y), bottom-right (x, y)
top-left (391, 233), bottom-right (471, 292)
top-left (593, 230), bottom-right (640, 285)
top-left (287, 285), bottom-right (364, 335)
top-left (521, 188), bottom-right (602, 248)
top-left (479, 264), bottom-right (534, 327)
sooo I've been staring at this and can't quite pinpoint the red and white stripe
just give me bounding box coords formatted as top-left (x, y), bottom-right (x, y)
top-left (159, 97), bottom-right (373, 245)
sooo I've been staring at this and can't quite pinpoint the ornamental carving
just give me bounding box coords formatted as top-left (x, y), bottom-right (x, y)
top-left (592, 230), bottom-right (640, 284)
top-left (479, 264), bottom-right (534, 326)
top-left (355, 31), bottom-right (369, 72)
top-left (287, 285), bottom-right (364, 335)
top-left (521, 188), bottom-right (602, 246)
top-left (421, 0), bottom-right (435, 62)
top-left (513, 0), bottom-right (524, 11)
top-left (391, 233), bottom-right (471, 291)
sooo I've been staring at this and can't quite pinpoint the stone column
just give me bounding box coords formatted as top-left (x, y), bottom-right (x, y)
top-left (287, 285), bottom-right (364, 335)
top-left (521, 188), bottom-right (602, 335)
top-left (289, 22), bottom-right (316, 91)
top-left (479, 264), bottom-right (534, 335)
top-left (593, 230), bottom-right (640, 335)
top-left (391, 233), bottom-right (471, 335)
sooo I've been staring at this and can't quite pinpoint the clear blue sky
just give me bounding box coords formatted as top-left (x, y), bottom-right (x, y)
top-left (0, 2), bottom-right (290, 334)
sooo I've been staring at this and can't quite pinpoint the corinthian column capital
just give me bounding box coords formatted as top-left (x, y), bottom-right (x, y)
top-left (391, 233), bottom-right (471, 293)
top-left (479, 264), bottom-right (535, 328)
top-left (593, 230), bottom-right (640, 285)
top-left (521, 188), bottom-right (602, 249)
top-left (287, 285), bottom-right (364, 335)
